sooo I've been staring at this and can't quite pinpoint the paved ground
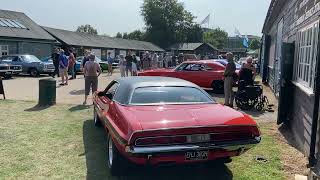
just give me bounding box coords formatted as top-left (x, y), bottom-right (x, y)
top-left (2, 71), bottom-right (120, 104)
top-left (2, 71), bottom-right (278, 122)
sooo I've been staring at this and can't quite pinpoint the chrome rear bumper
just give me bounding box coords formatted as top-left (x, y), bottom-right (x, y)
top-left (126, 137), bottom-right (261, 154)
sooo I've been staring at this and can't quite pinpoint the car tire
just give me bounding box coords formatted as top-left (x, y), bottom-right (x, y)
top-left (29, 68), bottom-right (39, 77)
top-left (106, 134), bottom-right (127, 176)
top-left (212, 80), bottom-right (224, 94)
top-left (94, 107), bottom-right (102, 127)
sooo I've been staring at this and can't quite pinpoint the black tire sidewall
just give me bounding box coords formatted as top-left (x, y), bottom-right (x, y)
top-left (106, 134), bottom-right (125, 176)
top-left (30, 69), bottom-right (39, 77)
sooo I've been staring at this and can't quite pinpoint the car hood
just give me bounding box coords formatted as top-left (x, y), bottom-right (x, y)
top-left (41, 61), bottom-right (54, 65)
top-left (0, 63), bottom-right (9, 66)
top-left (140, 68), bottom-right (174, 73)
top-left (119, 104), bottom-right (255, 130)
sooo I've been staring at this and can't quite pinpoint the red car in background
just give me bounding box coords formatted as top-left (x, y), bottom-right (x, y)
top-left (138, 60), bottom-right (226, 93)
top-left (93, 77), bottom-right (261, 176)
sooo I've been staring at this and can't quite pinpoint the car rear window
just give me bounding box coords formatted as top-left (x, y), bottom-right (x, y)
top-left (130, 86), bottom-right (214, 105)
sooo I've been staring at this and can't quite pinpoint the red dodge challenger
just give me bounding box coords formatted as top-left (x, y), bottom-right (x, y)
top-left (93, 77), bottom-right (261, 176)
top-left (138, 60), bottom-right (227, 93)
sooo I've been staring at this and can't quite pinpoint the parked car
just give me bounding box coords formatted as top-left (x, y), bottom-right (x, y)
top-left (0, 61), bottom-right (22, 79)
top-left (213, 59), bottom-right (242, 70)
top-left (75, 56), bottom-right (108, 72)
top-left (0, 55), bottom-right (55, 77)
top-left (138, 60), bottom-right (227, 93)
top-left (93, 77), bottom-right (261, 175)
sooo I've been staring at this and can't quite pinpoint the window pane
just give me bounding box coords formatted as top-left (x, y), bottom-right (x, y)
top-left (2, 19), bottom-right (15, 27)
top-left (0, 20), bottom-right (7, 27)
top-left (12, 20), bottom-right (26, 29)
top-left (131, 87), bottom-right (214, 105)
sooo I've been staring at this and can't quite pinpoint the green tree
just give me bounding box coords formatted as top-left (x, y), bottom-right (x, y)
top-left (76, 24), bottom-right (98, 35)
top-left (141, 0), bottom-right (201, 48)
top-left (115, 32), bottom-right (123, 38)
top-left (202, 28), bottom-right (228, 49)
top-left (127, 30), bottom-right (145, 41)
top-left (249, 39), bottom-right (261, 50)
top-left (122, 32), bottom-right (128, 39)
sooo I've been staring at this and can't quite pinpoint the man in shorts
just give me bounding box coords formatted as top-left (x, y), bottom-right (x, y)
top-left (59, 50), bottom-right (69, 85)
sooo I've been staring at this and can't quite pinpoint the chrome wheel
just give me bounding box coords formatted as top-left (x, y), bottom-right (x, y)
top-left (108, 137), bottom-right (113, 166)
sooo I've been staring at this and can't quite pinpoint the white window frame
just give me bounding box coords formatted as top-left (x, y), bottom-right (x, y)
top-left (0, 45), bottom-right (9, 57)
top-left (294, 21), bottom-right (319, 90)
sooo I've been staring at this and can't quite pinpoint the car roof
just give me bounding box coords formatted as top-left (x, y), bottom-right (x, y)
top-left (1, 54), bottom-right (32, 56)
top-left (183, 60), bottom-right (225, 67)
top-left (113, 76), bottom-right (202, 105)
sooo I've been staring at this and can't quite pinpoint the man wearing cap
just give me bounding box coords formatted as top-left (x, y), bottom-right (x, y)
top-left (224, 52), bottom-right (236, 108)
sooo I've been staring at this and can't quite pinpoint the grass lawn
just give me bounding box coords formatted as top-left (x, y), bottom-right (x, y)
top-left (0, 100), bottom-right (286, 180)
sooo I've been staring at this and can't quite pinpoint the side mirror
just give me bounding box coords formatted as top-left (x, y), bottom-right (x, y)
top-left (97, 91), bottom-right (105, 97)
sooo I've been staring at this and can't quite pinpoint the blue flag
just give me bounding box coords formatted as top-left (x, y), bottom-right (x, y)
top-left (243, 35), bottom-right (249, 48)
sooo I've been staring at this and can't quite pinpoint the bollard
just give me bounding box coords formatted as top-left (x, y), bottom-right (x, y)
top-left (38, 78), bottom-right (56, 106)
top-left (0, 77), bottom-right (5, 99)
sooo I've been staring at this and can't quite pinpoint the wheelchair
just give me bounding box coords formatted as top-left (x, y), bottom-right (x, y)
top-left (234, 68), bottom-right (270, 111)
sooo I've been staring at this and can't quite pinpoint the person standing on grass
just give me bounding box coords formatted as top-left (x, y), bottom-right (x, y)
top-left (125, 50), bottom-right (133, 76)
top-left (223, 52), bottom-right (236, 108)
top-left (119, 54), bottom-right (126, 77)
top-left (68, 49), bottom-right (76, 80)
top-left (83, 54), bottom-right (101, 105)
top-left (59, 50), bottom-right (69, 86)
top-left (107, 52), bottom-right (114, 76)
top-left (52, 48), bottom-right (60, 78)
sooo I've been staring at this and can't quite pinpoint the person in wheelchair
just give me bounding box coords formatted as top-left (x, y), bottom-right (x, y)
top-left (239, 57), bottom-right (256, 90)
top-left (236, 57), bottom-right (267, 111)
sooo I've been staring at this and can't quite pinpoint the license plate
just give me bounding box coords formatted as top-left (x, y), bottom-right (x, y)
top-left (185, 151), bottom-right (208, 161)
top-left (187, 134), bottom-right (210, 143)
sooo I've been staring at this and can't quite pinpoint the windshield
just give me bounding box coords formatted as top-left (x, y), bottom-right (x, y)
top-left (130, 86), bottom-right (214, 105)
top-left (21, 55), bottom-right (41, 63)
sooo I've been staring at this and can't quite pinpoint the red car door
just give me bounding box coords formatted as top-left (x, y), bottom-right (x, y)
top-left (96, 82), bottom-right (119, 128)
top-left (174, 63), bottom-right (210, 88)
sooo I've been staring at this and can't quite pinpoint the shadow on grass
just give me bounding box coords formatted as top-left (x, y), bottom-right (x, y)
top-left (83, 120), bottom-right (233, 180)
top-left (69, 105), bottom-right (91, 112)
top-left (24, 104), bottom-right (51, 111)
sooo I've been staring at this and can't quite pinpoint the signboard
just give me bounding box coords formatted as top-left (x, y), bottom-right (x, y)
top-left (91, 49), bottom-right (102, 59)
top-left (107, 49), bottom-right (115, 58)
top-left (0, 78), bottom-right (5, 99)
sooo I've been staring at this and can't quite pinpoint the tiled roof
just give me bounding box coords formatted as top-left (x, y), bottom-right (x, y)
top-left (0, 9), bottom-right (55, 41)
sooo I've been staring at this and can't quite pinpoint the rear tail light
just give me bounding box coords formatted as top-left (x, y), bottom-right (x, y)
top-left (135, 136), bottom-right (187, 146)
top-left (132, 125), bottom-right (260, 146)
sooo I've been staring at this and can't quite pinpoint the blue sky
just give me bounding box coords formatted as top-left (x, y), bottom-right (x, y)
top-left (0, 0), bottom-right (271, 36)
